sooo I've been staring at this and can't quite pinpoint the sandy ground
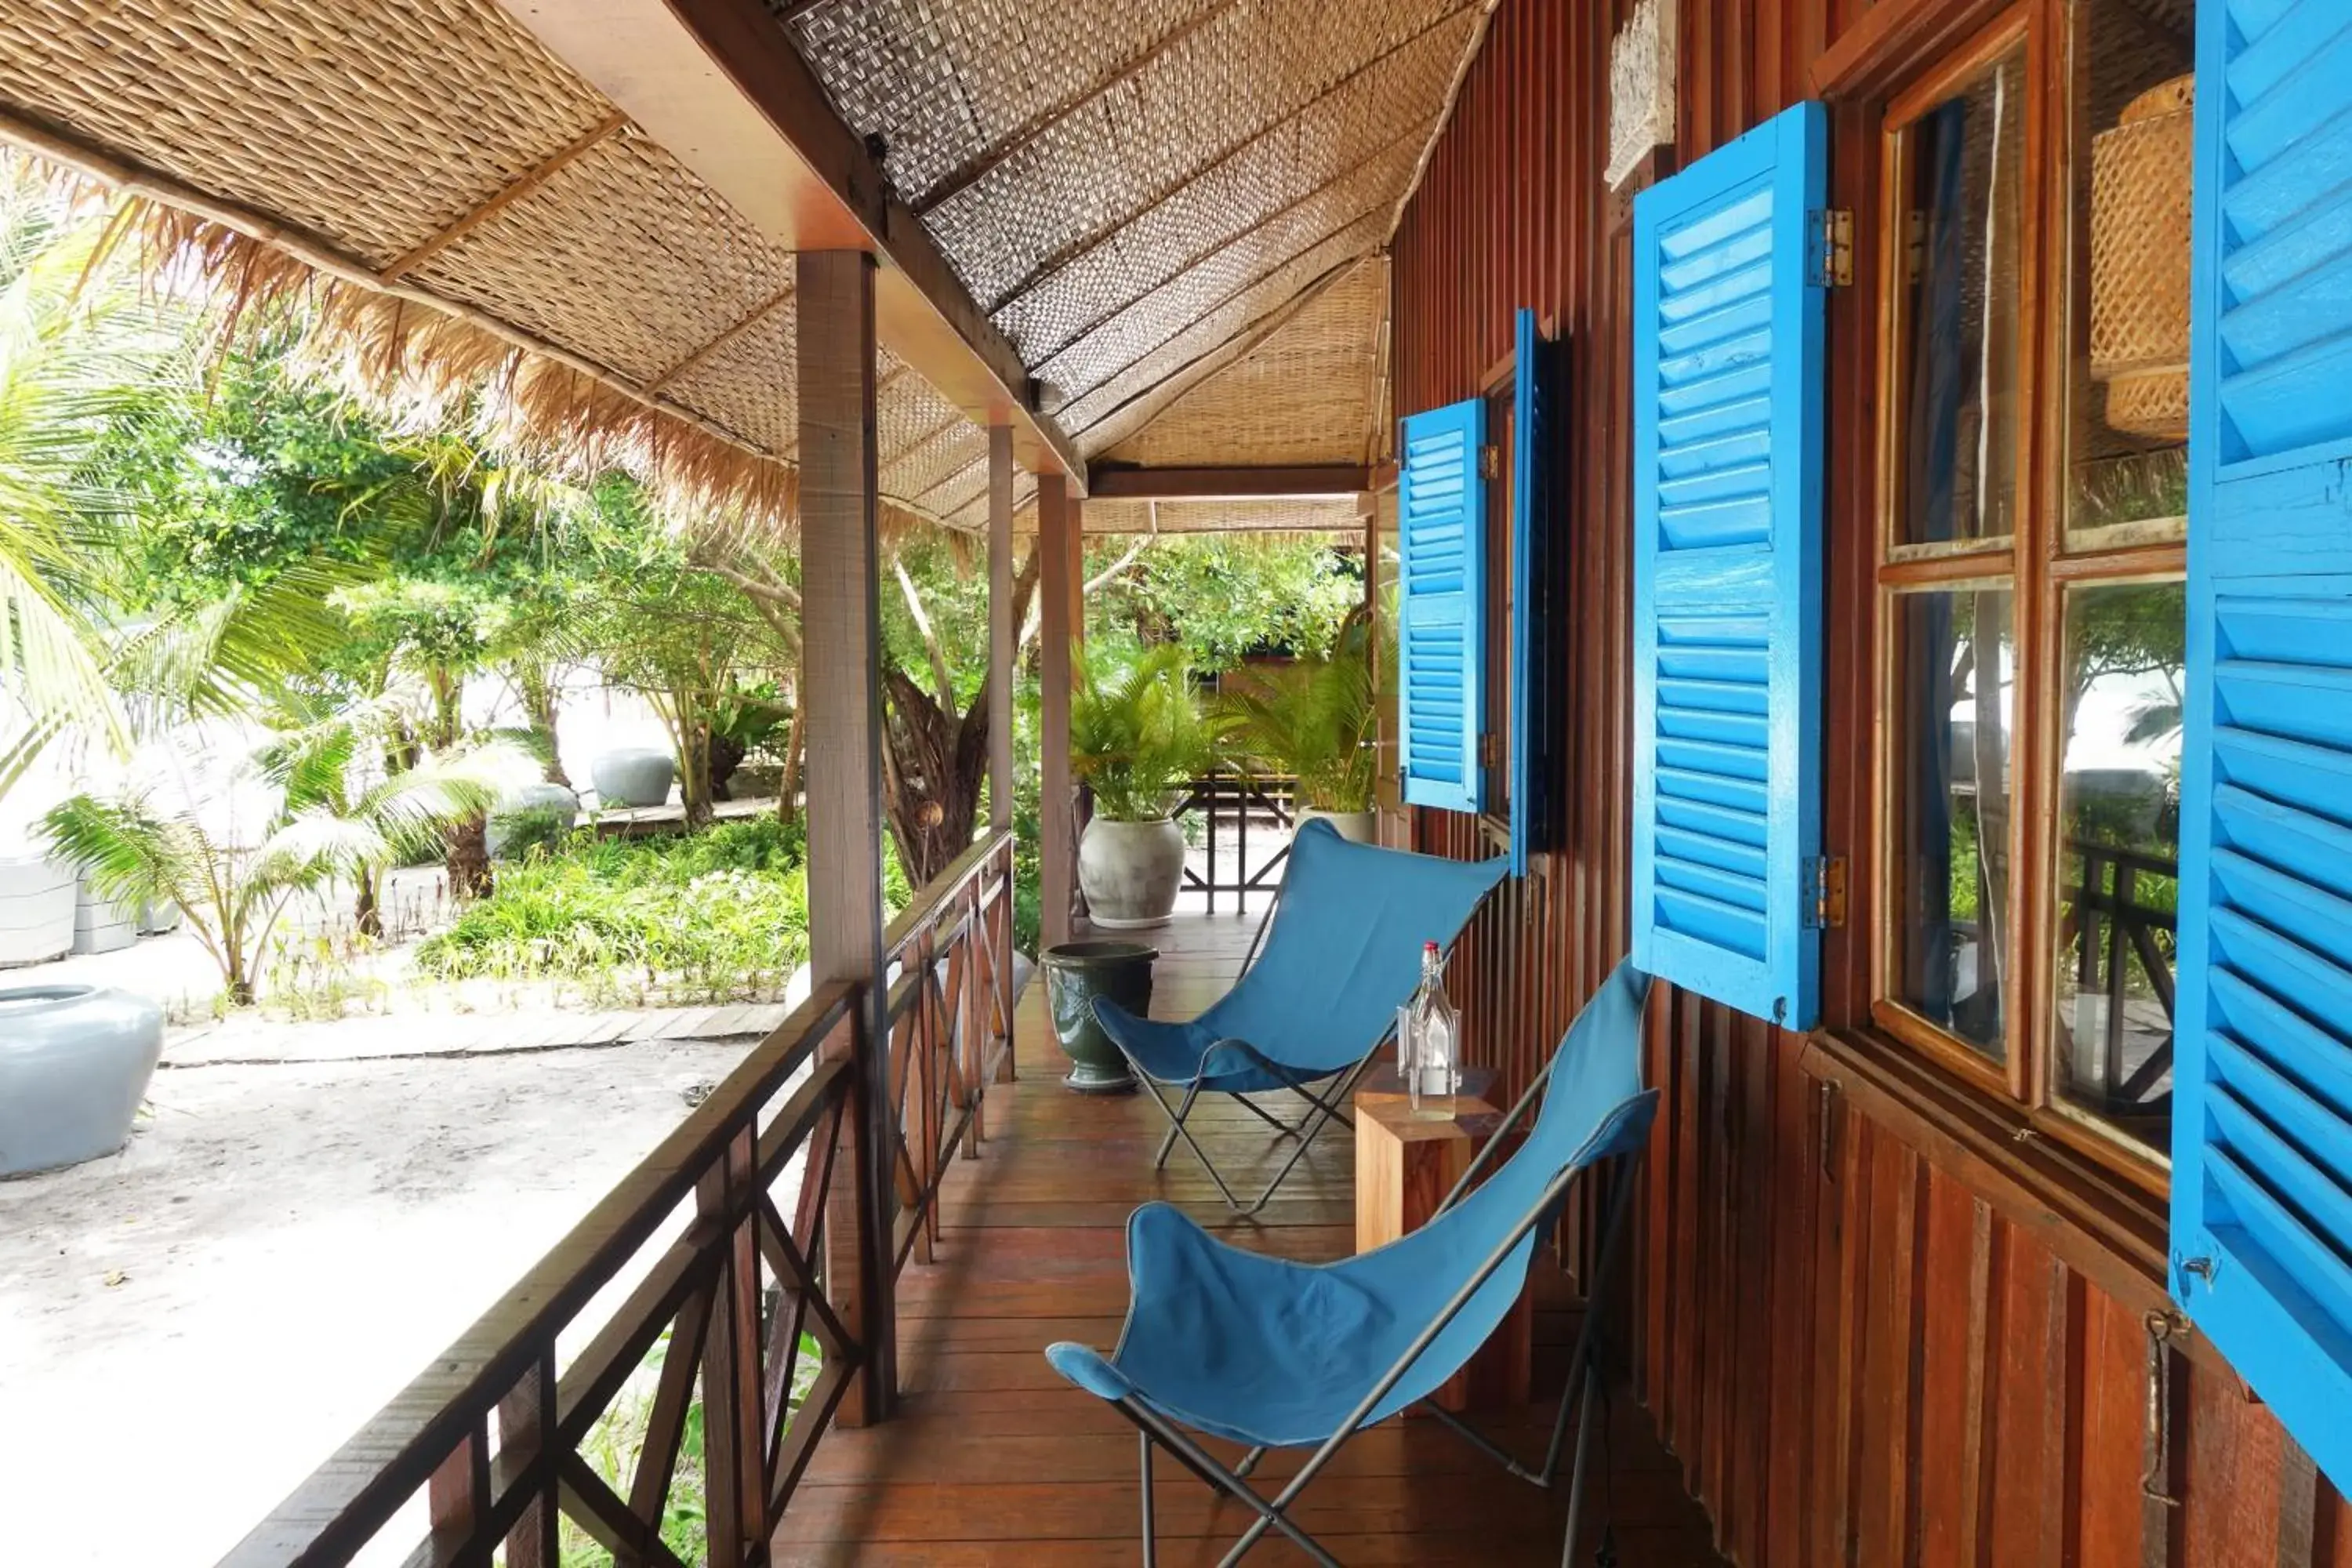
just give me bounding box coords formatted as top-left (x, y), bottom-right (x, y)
top-left (0, 1037), bottom-right (755, 1567)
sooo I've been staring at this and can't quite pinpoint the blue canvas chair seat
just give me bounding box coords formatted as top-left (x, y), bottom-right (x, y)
top-left (1051, 961), bottom-right (1657, 1566)
top-left (1093, 818), bottom-right (1509, 1213)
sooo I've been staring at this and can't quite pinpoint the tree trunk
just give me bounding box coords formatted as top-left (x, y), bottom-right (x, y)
top-left (882, 666), bottom-right (991, 887)
top-left (706, 730), bottom-right (748, 802)
top-left (678, 724), bottom-right (715, 828)
top-left (517, 665), bottom-right (570, 786)
top-left (446, 813), bottom-right (494, 901)
top-left (776, 702), bottom-right (806, 825)
top-left (354, 866), bottom-right (382, 940)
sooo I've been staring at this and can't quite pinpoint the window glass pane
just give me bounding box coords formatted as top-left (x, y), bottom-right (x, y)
top-left (1894, 42), bottom-right (2027, 550)
top-left (1893, 587), bottom-right (2016, 1058)
top-left (2064, 0), bottom-right (2194, 549)
top-left (2053, 580), bottom-right (2184, 1154)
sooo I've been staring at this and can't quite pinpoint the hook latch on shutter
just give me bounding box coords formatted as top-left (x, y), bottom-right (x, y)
top-left (1802, 855), bottom-right (1848, 928)
top-left (1807, 208), bottom-right (1854, 289)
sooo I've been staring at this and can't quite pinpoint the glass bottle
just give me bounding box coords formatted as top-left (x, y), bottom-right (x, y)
top-left (1403, 939), bottom-right (1460, 1116)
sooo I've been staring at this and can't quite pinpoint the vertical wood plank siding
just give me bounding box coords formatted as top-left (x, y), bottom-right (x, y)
top-left (1390, 1), bottom-right (2350, 1561)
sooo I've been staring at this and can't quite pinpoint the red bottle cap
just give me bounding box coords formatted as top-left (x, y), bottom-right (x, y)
top-left (1424, 941), bottom-right (1439, 952)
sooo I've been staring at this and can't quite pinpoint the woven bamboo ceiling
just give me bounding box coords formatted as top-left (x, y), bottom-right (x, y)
top-left (0, 0), bottom-right (1483, 538)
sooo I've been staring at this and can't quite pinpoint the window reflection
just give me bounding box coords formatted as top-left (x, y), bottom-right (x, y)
top-left (1896, 43), bottom-right (2027, 549)
top-left (1893, 588), bottom-right (2014, 1058)
top-left (2066, 0), bottom-right (2194, 548)
top-left (2053, 581), bottom-right (2185, 1155)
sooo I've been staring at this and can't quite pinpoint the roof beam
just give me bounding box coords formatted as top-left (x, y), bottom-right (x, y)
top-left (1062, 243), bottom-right (1380, 453)
top-left (1086, 464), bottom-right (1388, 501)
top-left (913, 0), bottom-right (1247, 215)
top-left (980, 0), bottom-right (1478, 314)
top-left (1004, 112), bottom-right (1433, 365)
top-left (379, 111), bottom-right (628, 282)
top-left (490, 0), bottom-right (1084, 488)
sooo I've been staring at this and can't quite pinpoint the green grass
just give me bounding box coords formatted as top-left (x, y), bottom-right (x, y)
top-left (557, 1327), bottom-right (825, 1566)
top-left (415, 817), bottom-right (812, 1005)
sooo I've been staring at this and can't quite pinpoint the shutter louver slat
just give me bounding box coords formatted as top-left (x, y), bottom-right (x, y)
top-left (1630, 100), bottom-right (1828, 1029)
top-left (2172, 0), bottom-right (2352, 1498)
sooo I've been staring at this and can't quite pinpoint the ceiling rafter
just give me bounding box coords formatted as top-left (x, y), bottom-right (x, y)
top-left (1068, 252), bottom-right (1371, 452)
top-left (1036, 183), bottom-right (1395, 403)
top-left (1362, 270), bottom-right (1392, 464)
top-left (1379, 0), bottom-right (1500, 243)
top-left (975, 0), bottom-right (1480, 314)
top-left (379, 111), bottom-right (628, 282)
top-left (1009, 112), bottom-right (1432, 368)
top-left (912, 0), bottom-right (1247, 215)
top-left (647, 278), bottom-right (797, 392)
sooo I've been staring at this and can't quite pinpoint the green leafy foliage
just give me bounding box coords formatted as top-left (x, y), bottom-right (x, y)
top-left (1085, 536), bottom-right (1360, 671)
top-left (1067, 644), bottom-right (1226, 822)
top-left (1214, 615), bottom-right (1377, 812)
top-left (412, 817), bottom-right (813, 1004)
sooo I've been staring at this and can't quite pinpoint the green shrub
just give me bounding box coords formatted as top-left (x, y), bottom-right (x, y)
top-left (416, 819), bottom-right (811, 1003)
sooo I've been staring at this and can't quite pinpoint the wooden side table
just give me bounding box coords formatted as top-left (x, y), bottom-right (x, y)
top-left (1352, 1065), bottom-right (1533, 1411)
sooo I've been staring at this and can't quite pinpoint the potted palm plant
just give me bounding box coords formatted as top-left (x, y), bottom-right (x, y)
top-left (1068, 646), bottom-right (1224, 929)
top-left (1215, 620), bottom-right (1378, 843)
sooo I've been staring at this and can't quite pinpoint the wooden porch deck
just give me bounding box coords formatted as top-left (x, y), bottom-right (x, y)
top-left (784, 902), bottom-right (1728, 1566)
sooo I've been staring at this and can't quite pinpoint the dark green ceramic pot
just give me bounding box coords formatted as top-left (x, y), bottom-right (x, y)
top-left (1040, 940), bottom-right (1157, 1094)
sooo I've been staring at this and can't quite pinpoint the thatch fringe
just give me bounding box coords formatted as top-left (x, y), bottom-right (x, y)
top-left (2, 118), bottom-right (949, 552)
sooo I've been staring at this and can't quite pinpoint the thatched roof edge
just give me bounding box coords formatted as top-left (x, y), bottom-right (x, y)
top-left (0, 108), bottom-right (956, 550)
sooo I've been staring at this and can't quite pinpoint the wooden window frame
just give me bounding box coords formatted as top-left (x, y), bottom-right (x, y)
top-left (1852, 0), bottom-right (2182, 1196)
top-left (1867, 1), bottom-right (2042, 1104)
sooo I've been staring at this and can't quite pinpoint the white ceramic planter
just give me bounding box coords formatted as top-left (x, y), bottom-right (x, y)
top-left (71, 877), bottom-right (139, 956)
top-left (1077, 816), bottom-right (1188, 930)
top-left (591, 748), bottom-right (676, 809)
top-left (489, 781), bottom-right (582, 856)
top-left (1297, 808), bottom-right (1377, 844)
top-left (0, 855), bottom-right (76, 969)
top-left (0, 985), bottom-right (166, 1176)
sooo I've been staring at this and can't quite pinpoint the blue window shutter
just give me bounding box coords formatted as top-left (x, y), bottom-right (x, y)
top-left (1399, 397), bottom-right (1486, 813)
top-left (1629, 100), bottom-right (1828, 1030)
top-left (1510, 307), bottom-right (1548, 877)
top-left (2172, 2), bottom-right (2352, 1498)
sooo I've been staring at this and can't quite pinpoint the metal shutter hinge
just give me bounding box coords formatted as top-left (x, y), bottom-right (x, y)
top-left (1803, 855), bottom-right (1847, 929)
top-left (1808, 208), bottom-right (1854, 289)
top-left (1479, 444), bottom-right (1501, 480)
top-left (1479, 732), bottom-right (1501, 768)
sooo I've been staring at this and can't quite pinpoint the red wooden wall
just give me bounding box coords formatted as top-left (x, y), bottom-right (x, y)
top-left (1390, 0), bottom-right (2352, 1561)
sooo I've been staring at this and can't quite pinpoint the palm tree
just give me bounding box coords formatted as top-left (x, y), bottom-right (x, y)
top-left (1214, 617), bottom-right (1377, 814)
top-left (1068, 644), bottom-right (1227, 823)
top-left (258, 695), bottom-right (534, 935)
top-left (42, 739), bottom-right (329, 1006)
top-left (0, 158), bottom-right (185, 793)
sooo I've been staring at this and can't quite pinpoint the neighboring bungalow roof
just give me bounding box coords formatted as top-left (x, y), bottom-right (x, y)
top-left (0, 0), bottom-right (1482, 538)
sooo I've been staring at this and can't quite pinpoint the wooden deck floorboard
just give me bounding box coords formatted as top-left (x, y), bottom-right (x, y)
top-left (786, 906), bottom-right (1724, 1566)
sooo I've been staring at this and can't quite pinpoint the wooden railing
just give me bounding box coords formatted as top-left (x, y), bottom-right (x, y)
top-left (2059, 838), bottom-right (2178, 1113)
top-left (224, 829), bottom-right (1018, 1566)
top-left (1169, 769), bottom-right (1295, 913)
top-left (880, 830), bottom-right (1021, 1274)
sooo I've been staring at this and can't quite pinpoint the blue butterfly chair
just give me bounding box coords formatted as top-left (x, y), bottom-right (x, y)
top-left (1051, 961), bottom-right (1657, 1566)
top-left (1091, 818), bottom-right (1509, 1215)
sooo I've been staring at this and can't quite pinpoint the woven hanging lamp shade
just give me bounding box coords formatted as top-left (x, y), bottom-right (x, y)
top-left (2088, 74), bottom-right (2194, 442)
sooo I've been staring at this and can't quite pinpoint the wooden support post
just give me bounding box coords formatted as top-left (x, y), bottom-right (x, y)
top-left (1037, 473), bottom-right (1077, 951)
top-left (987, 426), bottom-right (1016, 833)
top-left (796, 249), bottom-right (895, 1425)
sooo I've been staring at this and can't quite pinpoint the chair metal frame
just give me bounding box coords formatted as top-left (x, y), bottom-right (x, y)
top-left (1130, 866), bottom-right (1479, 1218)
top-left (1109, 1051), bottom-right (1648, 1566)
